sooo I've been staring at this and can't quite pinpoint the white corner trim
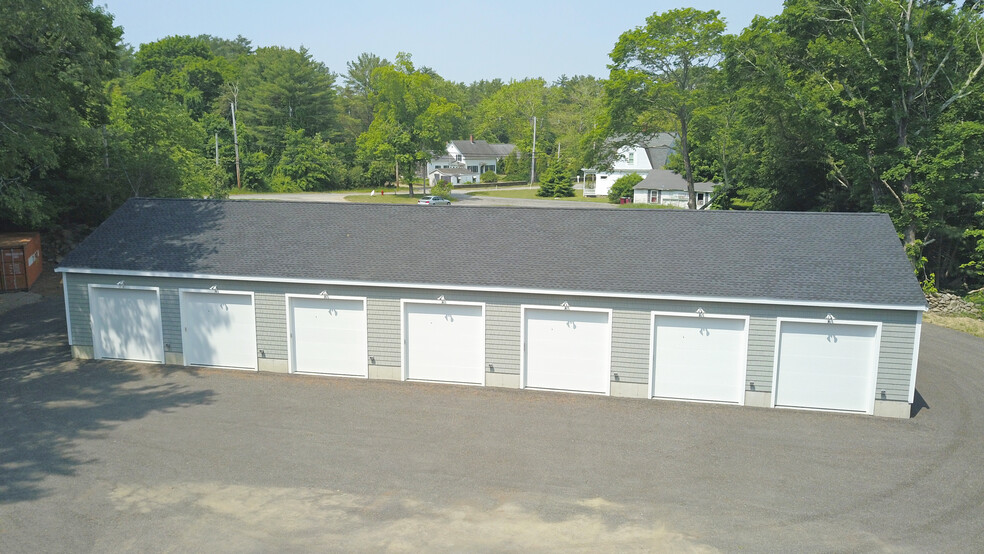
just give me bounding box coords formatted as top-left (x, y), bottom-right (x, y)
top-left (54, 266), bottom-right (926, 313)
top-left (62, 274), bottom-right (73, 345)
top-left (908, 311), bottom-right (923, 404)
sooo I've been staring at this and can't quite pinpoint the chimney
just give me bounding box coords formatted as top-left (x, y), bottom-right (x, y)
top-left (470, 135), bottom-right (474, 143)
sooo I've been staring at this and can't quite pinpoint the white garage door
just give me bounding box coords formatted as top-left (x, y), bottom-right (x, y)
top-left (774, 321), bottom-right (878, 413)
top-left (404, 301), bottom-right (484, 384)
top-left (89, 286), bottom-right (164, 363)
top-left (524, 307), bottom-right (610, 394)
top-left (289, 295), bottom-right (367, 377)
top-left (180, 290), bottom-right (257, 370)
top-left (652, 314), bottom-right (747, 403)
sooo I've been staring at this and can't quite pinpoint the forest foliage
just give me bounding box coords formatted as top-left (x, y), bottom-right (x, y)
top-left (1, 0), bottom-right (983, 290)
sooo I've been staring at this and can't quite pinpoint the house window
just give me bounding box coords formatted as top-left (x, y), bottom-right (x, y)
top-left (650, 190), bottom-right (659, 203)
top-left (627, 152), bottom-right (635, 164)
top-left (467, 165), bottom-right (479, 173)
top-left (697, 193), bottom-right (706, 204)
top-left (456, 154), bottom-right (462, 162)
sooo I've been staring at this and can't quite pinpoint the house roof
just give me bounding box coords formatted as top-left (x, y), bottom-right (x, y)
top-left (639, 133), bottom-right (674, 169)
top-left (429, 168), bottom-right (477, 176)
top-left (450, 140), bottom-right (516, 158)
top-left (634, 170), bottom-right (715, 193)
top-left (60, 199), bottom-right (925, 309)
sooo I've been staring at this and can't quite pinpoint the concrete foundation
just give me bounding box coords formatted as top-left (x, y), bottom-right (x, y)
top-left (258, 358), bottom-right (288, 373)
top-left (164, 352), bottom-right (183, 365)
top-left (744, 390), bottom-right (772, 408)
top-left (611, 381), bottom-right (648, 398)
top-left (874, 399), bottom-right (912, 419)
top-left (369, 365), bottom-right (401, 381)
top-left (485, 372), bottom-right (520, 389)
top-left (71, 345), bottom-right (94, 359)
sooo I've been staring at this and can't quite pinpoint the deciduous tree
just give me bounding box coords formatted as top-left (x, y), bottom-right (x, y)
top-left (607, 8), bottom-right (726, 209)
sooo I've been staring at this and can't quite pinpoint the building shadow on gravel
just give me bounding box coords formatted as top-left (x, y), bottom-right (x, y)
top-left (0, 298), bottom-right (214, 504)
top-left (910, 389), bottom-right (929, 418)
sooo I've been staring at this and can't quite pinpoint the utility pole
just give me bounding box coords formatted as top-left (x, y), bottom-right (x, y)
top-left (101, 125), bottom-right (109, 169)
top-left (230, 101), bottom-right (241, 189)
top-left (530, 116), bottom-right (537, 187)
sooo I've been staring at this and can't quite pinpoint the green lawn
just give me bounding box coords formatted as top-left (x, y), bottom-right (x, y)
top-left (468, 188), bottom-right (608, 202)
top-left (924, 313), bottom-right (984, 339)
top-left (230, 186), bottom-right (400, 196)
top-left (344, 191), bottom-right (440, 204)
top-left (467, 188), bottom-right (681, 208)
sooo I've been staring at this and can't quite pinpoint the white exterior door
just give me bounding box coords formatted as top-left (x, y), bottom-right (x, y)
top-left (651, 314), bottom-right (747, 403)
top-left (89, 286), bottom-right (164, 363)
top-left (288, 295), bottom-right (367, 377)
top-left (524, 307), bottom-right (611, 394)
top-left (774, 320), bottom-right (879, 413)
top-left (404, 301), bottom-right (484, 384)
top-left (180, 290), bottom-right (257, 370)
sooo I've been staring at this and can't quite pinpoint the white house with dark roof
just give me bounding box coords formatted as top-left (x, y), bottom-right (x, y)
top-left (426, 138), bottom-right (516, 185)
top-left (58, 199), bottom-right (925, 418)
top-left (584, 133), bottom-right (675, 197)
top-left (429, 167), bottom-right (479, 186)
top-left (633, 170), bottom-right (716, 208)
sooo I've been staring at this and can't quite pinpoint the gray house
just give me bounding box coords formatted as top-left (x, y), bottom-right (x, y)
top-left (633, 169), bottom-right (716, 208)
top-left (58, 199), bottom-right (926, 418)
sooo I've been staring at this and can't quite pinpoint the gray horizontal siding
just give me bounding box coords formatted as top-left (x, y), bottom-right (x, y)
top-left (61, 271), bottom-right (920, 404)
top-left (611, 309), bottom-right (650, 384)
top-left (255, 292), bottom-right (287, 360)
top-left (65, 273), bottom-right (92, 346)
top-left (160, 287), bottom-right (181, 352)
top-left (367, 297), bottom-right (401, 368)
top-left (746, 317), bottom-right (777, 391)
top-left (486, 302), bottom-right (520, 375)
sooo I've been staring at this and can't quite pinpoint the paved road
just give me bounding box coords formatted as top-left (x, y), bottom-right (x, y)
top-left (233, 186), bottom-right (620, 209)
top-left (2, 297), bottom-right (983, 552)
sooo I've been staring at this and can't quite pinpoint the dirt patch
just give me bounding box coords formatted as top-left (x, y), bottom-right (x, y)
top-left (0, 266), bottom-right (62, 314)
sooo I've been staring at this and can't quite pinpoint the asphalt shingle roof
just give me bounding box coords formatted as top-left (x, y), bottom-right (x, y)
top-left (634, 170), bottom-right (715, 192)
top-left (60, 199), bottom-right (926, 308)
top-left (450, 140), bottom-right (516, 157)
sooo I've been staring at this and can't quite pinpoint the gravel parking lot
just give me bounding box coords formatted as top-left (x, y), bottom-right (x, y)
top-left (2, 295), bottom-right (982, 552)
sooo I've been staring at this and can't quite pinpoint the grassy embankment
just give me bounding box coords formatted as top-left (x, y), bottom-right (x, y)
top-left (924, 292), bottom-right (984, 339)
top-left (468, 188), bottom-right (679, 208)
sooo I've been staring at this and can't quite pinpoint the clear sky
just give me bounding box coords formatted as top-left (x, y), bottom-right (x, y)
top-left (100, 0), bottom-right (786, 83)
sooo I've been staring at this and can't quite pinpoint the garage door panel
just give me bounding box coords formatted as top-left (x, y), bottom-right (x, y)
top-left (405, 302), bottom-right (484, 384)
top-left (525, 308), bottom-right (610, 394)
top-left (290, 297), bottom-right (366, 376)
top-left (182, 291), bottom-right (256, 370)
top-left (652, 315), bottom-right (745, 403)
top-left (91, 287), bottom-right (164, 363)
top-left (775, 322), bottom-right (877, 412)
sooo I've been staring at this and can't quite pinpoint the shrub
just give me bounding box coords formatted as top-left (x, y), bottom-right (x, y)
top-left (480, 171), bottom-right (498, 183)
top-left (607, 173), bottom-right (643, 203)
top-left (431, 180), bottom-right (453, 200)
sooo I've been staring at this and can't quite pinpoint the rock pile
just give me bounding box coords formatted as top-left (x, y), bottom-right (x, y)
top-left (926, 293), bottom-right (982, 316)
top-left (41, 224), bottom-right (93, 264)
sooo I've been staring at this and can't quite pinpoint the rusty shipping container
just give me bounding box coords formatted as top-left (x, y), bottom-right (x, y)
top-left (0, 232), bottom-right (43, 292)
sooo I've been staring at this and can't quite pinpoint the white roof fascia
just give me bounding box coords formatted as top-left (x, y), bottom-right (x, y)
top-left (55, 266), bottom-right (927, 313)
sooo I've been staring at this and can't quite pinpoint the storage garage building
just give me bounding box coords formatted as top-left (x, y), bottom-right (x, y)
top-left (58, 198), bottom-right (926, 418)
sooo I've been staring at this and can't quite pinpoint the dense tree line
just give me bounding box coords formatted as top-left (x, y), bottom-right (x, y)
top-left (1, 0), bottom-right (982, 290)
